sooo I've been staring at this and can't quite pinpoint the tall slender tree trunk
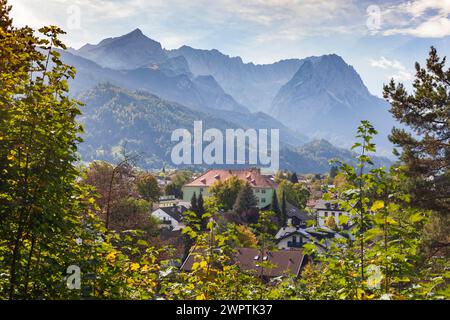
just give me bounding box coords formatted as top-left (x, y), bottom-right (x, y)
top-left (358, 140), bottom-right (366, 282)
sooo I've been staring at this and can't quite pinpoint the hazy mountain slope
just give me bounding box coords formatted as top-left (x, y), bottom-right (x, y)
top-left (67, 29), bottom-right (398, 160)
top-left (210, 109), bottom-right (307, 147)
top-left (168, 45), bottom-right (304, 112)
top-left (61, 50), bottom-right (248, 114)
top-left (70, 29), bottom-right (396, 155)
top-left (77, 84), bottom-right (391, 173)
top-left (270, 54), bottom-right (395, 155)
top-left (77, 84), bottom-right (237, 167)
top-left (77, 28), bottom-right (168, 70)
top-left (281, 139), bottom-right (392, 174)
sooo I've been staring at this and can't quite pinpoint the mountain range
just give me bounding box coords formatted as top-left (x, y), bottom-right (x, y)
top-left (63, 28), bottom-right (395, 172)
top-left (270, 54), bottom-right (394, 151)
top-left (78, 84), bottom-right (391, 172)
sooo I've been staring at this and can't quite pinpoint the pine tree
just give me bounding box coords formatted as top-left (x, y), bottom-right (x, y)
top-left (190, 192), bottom-right (198, 213)
top-left (271, 189), bottom-right (280, 214)
top-left (290, 172), bottom-right (299, 183)
top-left (329, 166), bottom-right (338, 179)
top-left (383, 47), bottom-right (450, 260)
top-left (233, 183), bottom-right (258, 215)
top-left (281, 191), bottom-right (287, 226)
top-left (197, 193), bottom-right (206, 230)
top-left (383, 46), bottom-right (450, 216)
top-left (197, 193), bottom-right (205, 216)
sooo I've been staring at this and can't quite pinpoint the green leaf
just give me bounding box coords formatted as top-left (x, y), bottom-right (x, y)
top-left (371, 200), bottom-right (384, 212)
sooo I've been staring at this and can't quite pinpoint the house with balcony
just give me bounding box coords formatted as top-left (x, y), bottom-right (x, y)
top-left (275, 223), bottom-right (351, 252)
top-left (275, 226), bottom-right (312, 250)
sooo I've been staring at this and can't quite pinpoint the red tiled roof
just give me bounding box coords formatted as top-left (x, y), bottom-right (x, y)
top-left (184, 168), bottom-right (277, 188)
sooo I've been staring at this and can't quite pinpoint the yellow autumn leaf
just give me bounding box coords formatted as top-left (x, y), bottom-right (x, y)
top-left (195, 293), bottom-right (206, 300)
top-left (386, 216), bottom-right (398, 225)
top-left (130, 262), bottom-right (140, 271)
top-left (106, 251), bottom-right (117, 263)
top-left (371, 200), bottom-right (384, 212)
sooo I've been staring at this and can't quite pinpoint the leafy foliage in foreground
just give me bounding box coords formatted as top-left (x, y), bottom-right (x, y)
top-left (0, 0), bottom-right (448, 300)
top-left (299, 122), bottom-right (448, 299)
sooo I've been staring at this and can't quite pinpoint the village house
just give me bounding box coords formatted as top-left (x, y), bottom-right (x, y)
top-left (182, 168), bottom-right (277, 208)
top-left (180, 247), bottom-right (309, 279)
top-left (151, 204), bottom-right (188, 231)
top-left (275, 226), bottom-right (313, 250)
top-left (275, 225), bottom-right (346, 252)
top-left (158, 195), bottom-right (190, 208)
top-left (284, 202), bottom-right (312, 228)
top-left (314, 199), bottom-right (351, 227)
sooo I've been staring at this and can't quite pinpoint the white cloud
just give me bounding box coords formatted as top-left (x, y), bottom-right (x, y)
top-left (9, 0), bottom-right (362, 47)
top-left (219, 0), bottom-right (361, 40)
top-left (369, 56), bottom-right (413, 81)
top-left (381, 0), bottom-right (450, 38)
top-left (384, 15), bottom-right (450, 37)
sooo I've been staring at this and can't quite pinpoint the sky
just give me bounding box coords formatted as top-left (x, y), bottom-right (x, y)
top-left (9, 0), bottom-right (450, 96)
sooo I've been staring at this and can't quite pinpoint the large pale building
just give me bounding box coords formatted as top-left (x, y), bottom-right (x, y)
top-left (314, 199), bottom-right (351, 227)
top-left (182, 168), bottom-right (277, 208)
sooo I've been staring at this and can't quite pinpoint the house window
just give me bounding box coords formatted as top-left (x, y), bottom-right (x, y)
top-left (200, 188), bottom-right (204, 192)
top-left (255, 189), bottom-right (260, 193)
top-left (292, 236), bottom-right (297, 243)
top-left (261, 189), bottom-right (266, 194)
top-left (261, 198), bottom-right (266, 203)
top-left (324, 212), bottom-right (328, 217)
top-left (339, 212), bottom-right (342, 216)
top-left (332, 212), bottom-right (335, 217)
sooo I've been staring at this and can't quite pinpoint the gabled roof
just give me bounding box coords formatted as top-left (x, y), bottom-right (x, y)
top-left (286, 202), bottom-right (312, 221)
top-left (180, 247), bottom-right (306, 277)
top-left (155, 205), bottom-right (188, 222)
top-left (304, 226), bottom-right (339, 239)
top-left (275, 226), bottom-right (331, 251)
top-left (184, 168), bottom-right (277, 188)
top-left (236, 248), bottom-right (305, 277)
top-left (275, 226), bottom-right (311, 240)
top-left (314, 199), bottom-right (345, 211)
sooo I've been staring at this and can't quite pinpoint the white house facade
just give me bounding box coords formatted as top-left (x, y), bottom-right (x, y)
top-left (314, 200), bottom-right (352, 227)
top-left (151, 206), bottom-right (186, 231)
top-left (275, 226), bottom-right (312, 250)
